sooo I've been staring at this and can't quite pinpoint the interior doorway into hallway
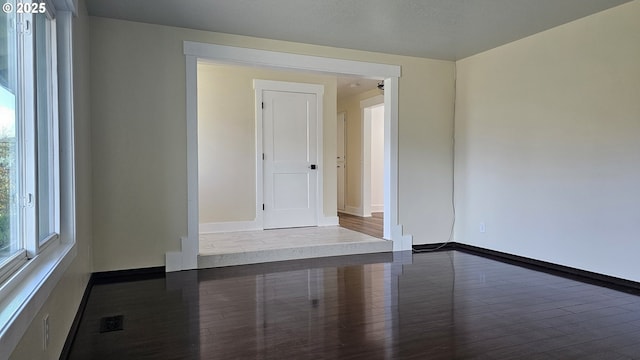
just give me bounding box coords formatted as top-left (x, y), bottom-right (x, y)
top-left (176, 42), bottom-right (405, 271)
top-left (336, 89), bottom-right (386, 240)
top-left (363, 100), bottom-right (385, 218)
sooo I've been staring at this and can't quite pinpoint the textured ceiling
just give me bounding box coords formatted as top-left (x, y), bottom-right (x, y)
top-left (86, 0), bottom-right (631, 60)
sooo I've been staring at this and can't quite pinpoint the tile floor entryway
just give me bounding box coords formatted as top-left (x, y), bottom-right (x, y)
top-left (198, 226), bottom-right (391, 268)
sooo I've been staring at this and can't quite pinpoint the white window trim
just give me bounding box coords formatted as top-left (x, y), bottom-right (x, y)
top-left (37, 10), bottom-right (60, 250)
top-left (0, 239), bottom-right (75, 357)
top-left (18, 10), bottom-right (61, 256)
top-left (36, 12), bottom-right (61, 249)
top-left (0, 6), bottom-right (76, 359)
top-left (20, 10), bottom-right (38, 258)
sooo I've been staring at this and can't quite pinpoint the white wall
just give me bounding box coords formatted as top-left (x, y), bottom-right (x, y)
top-left (370, 105), bottom-right (384, 212)
top-left (197, 63), bottom-right (337, 224)
top-left (455, 1), bottom-right (640, 281)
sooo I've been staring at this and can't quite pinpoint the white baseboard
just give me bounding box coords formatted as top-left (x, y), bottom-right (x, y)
top-left (166, 236), bottom-right (197, 272)
top-left (200, 217), bottom-right (338, 232)
top-left (371, 204), bottom-right (384, 213)
top-left (342, 206), bottom-right (363, 216)
top-left (318, 216), bottom-right (339, 226)
top-left (200, 220), bottom-right (262, 234)
top-left (165, 251), bottom-right (182, 272)
top-left (392, 224), bottom-right (413, 251)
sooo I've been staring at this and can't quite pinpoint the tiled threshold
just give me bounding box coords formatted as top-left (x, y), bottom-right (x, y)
top-left (198, 226), bottom-right (391, 268)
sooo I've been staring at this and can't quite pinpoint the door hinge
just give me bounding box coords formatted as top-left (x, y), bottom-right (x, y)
top-left (262, 204), bottom-right (265, 211)
top-left (261, 102), bottom-right (264, 109)
top-left (262, 153), bottom-right (265, 160)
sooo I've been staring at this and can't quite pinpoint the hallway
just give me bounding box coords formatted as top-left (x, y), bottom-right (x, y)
top-left (338, 212), bottom-right (383, 239)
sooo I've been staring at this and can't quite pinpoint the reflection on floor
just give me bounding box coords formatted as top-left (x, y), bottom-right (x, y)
top-left (67, 251), bottom-right (640, 359)
top-left (338, 211), bottom-right (383, 238)
top-left (198, 226), bottom-right (391, 268)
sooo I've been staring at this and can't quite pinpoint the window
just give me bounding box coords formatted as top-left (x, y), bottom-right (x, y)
top-left (0, 1), bottom-right (60, 282)
top-left (0, 0), bottom-right (21, 282)
top-left (34, 7), bottom-right (59, 247)
top-left (0, 2), bottom-right (74, 356)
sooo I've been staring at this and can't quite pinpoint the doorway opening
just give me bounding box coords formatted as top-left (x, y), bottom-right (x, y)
top-left (170, 41), bottom-right (410, 271)
top-left (336, 88), bottom-right (386, 239)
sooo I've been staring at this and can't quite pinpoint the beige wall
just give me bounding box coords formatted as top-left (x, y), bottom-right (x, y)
top-left (90, 15), bottom-right (455, 271)
top-left (371, 106), bottom-right (385, 210)
top-left (198, 63), bottom-right (337, 224)
top-left (10, 1), bottom-right (93, 358)
top-left (455, 1), bottom-right (640, 281)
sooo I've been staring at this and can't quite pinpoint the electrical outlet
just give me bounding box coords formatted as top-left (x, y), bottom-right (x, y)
top-left (479, 222), bottom-right (486, 233)
top-left (43, 315), bottom-right (50, 350)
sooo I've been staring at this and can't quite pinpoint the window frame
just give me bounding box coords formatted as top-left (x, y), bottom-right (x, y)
top-left (33, 6), bottom-right (60, 250)
top-left (0, 251), bottom-right (27, 284)
top-left (0, 1), bottom-right (77, 357)
top-left (0, 2), bottom-right (31, 286)
top-left (0, 3), bottom-right (61, 266)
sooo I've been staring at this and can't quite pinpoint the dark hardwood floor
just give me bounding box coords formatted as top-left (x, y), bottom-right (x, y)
top-left (338, 212), bottom-right (383, 238)
top-left (66, 251), bottom-right (640, 359)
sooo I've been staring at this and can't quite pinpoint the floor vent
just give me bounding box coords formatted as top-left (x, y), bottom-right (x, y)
top-left (99, 315), bottom-right (124, 333)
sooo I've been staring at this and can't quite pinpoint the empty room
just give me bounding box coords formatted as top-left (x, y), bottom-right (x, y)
top-left (1, 0), bottom-right (639, 359)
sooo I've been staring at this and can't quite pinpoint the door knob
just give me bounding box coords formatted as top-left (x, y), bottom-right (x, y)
top-left (310, 164), bottom-right (317, 170)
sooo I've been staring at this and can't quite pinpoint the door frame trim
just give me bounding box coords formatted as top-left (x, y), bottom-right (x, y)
top-left (172, 41), bottom-right (410, 271)
top-left (254, 80), bottom-right (325, 229)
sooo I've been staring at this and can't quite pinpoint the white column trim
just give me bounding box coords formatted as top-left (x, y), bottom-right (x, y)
top-left (172, 54), bottom-right (199, 271)
top-left (386, 77), bottom-right (412, 249)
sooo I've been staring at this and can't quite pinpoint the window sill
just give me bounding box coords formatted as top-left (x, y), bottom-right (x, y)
top-left (0, 251), bottom-right (28, 285)
top-left (0, 239), bottom-right (76, 360)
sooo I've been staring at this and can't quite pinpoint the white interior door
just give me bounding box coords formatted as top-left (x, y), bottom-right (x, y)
top-left (263, 89), bottom-right (318, 229)
top-left (337, 112), bottom-right (346, 212)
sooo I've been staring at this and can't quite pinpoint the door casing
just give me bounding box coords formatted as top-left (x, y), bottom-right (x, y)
top-left (175, 41), bottom-right (410, 272)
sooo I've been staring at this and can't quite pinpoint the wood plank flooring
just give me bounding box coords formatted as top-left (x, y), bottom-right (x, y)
top-left (338, 212), bottom-right (383, 238)
top-left (65, 251), bottom-right (640, 359)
